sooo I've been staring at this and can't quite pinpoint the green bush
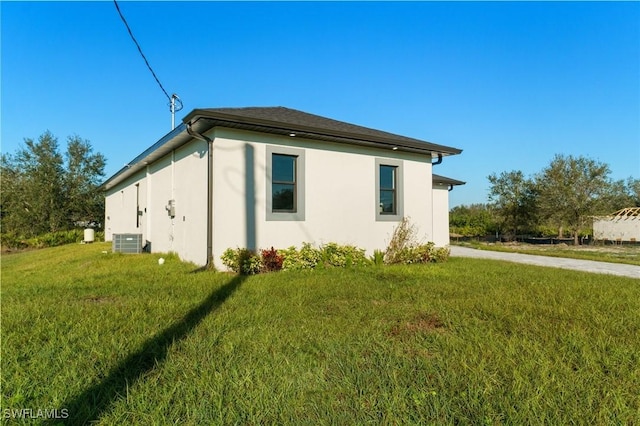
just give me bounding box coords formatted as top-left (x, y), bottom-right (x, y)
top-left (384, 218), bottom-right (450, 264)
top-left (431, 246), bottom-right (451, 263)
top-left (384, 242), bottom-right (449, 265)
top-left (221, 236), bottom-right (448, 275)
top-left (0, 232), bottom-right (29, 250)
top-left (371, 249), bottom-right (385, 266)
top-left (320, 243), bottom-right (371, 268)
top-left (281, 243), bottom-right (322, 271)
top-left (221, 248), bottom-right (261, 275)
top-left (1, 229), bottom-right (104, 250)
top-left (384, 217), bottom-right (417, 264)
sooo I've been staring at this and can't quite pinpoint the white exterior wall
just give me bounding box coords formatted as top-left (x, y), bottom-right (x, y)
top-left (593, 217), bottom-right (640, 242)
top-left (210, 128), bottom-right (435, 269)
top-left (104, 171), bottom-right (147, 242)
top-left (432, 184), bottom-right (451, 247)
top-left (106, 127), bottom-right (451, 268)
top-left (170, 140), bottom-right (209, 264)
top-left (104, 139), bottom-right (209, 265)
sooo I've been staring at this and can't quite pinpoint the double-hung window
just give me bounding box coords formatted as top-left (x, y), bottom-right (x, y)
top-left (272, 154), bottom-right (297, 212)
top-left (375, 158), bottom-right (403, 221)
top-left (379, 165), bottom-right (397, 214)
top-left (267, 146), bottom-right (305, 221)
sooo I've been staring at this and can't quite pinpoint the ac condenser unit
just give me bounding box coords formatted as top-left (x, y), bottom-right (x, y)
top-left (112, 234), bottom-right (143, 254)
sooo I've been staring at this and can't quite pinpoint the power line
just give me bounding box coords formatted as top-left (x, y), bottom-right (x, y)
top-left (113, 0), bottom-right (172, 103)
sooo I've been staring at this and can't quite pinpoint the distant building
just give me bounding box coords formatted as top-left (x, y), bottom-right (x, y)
top-left (593, 208), bottom-right (640, 243)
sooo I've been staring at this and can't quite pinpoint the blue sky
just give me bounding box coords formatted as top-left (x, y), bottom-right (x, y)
top-left (2, 1), bottom-right (639, 207)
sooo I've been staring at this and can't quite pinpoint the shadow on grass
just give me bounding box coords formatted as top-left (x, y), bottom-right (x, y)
top-left (50, 274), bottom-right (246, 425)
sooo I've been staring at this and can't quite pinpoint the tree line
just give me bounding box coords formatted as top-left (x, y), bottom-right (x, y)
top-left (1, 131), bottom-right (106, 242)
top-left (451, 154), bottom-right (640, 244)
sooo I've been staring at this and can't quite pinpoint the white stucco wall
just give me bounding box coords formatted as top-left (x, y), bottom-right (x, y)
top-left (170, 140), bottom-right (208, 264)
top-left (104, 171), bottom-right (147, 242)
top-left (432, 184), bottom-right (450, 247)
top-left (105, 139), bottom-right (208, 265)
top-left (593, 217), bottom-right (640, 242)
top-left (106, 127), bottom-right (451, 268)
top-left (210, 128), bottom-right (435, 268)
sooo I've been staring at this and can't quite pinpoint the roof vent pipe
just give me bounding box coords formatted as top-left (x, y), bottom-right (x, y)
top-left (186, 122), bottom-right (214, 269)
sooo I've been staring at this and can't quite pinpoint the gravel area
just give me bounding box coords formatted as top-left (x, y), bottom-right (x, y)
top-left (450, 246), bottom-right (640, 279)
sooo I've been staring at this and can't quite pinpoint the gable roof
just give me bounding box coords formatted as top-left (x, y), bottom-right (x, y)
top-left (102, 106), bottom-right (462, 191)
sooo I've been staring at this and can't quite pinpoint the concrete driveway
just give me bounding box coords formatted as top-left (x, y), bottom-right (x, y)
top-left (449, 246), bottom-right (640, 279)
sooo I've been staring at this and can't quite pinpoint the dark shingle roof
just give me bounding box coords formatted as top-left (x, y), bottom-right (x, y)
top-left (183, 106), bottom-right (462, 156)
top-left (102, 106), bottom-right (463, 191)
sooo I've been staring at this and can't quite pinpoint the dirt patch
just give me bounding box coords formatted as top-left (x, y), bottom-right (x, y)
top-left (389, 312), bottom-right (446, 336)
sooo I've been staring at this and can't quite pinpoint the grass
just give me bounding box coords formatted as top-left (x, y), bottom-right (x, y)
top-left (2, 243), bottom-right (639, 424)
top-left (453, 240), bottom-right (640, 266)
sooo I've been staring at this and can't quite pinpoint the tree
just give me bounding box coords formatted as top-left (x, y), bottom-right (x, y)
top-left (627, 177), bottom-right (640, 207)
top-left (65, 135), bottom-right (107, 226)
top-left (2, 131), bottom-right (66, 235)
top-left (600, 178), bottom-right (636, 212)
top-left (449, 204), bottom-right (499, 237)
top-left (536, 154), bottom-right (610, 245)
top-left (487, 170), bottom-right (538, 238)
top-left (0, 132), bottom-right (106, 239)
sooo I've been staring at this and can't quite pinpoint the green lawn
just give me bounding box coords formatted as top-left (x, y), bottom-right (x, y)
top-left (2, 243), bottom-right (639, 424)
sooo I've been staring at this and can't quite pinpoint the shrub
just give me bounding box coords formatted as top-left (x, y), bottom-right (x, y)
top-left (278, 243), bottom-right (372, 271)
top-left (260, 247), bottom-right (283, 273)
top-left (384, 218), bottom-right (449, 264)
top-left (431, 246), bottom-right (450, 263)
top-left (1, 229), bottom-right (104, 250)
top-left (384, 217), bottom-right (418, 264)
top-left (220, 236), bottom-right (448, 275)
top-left (0, 232), bottom-right (29, 250)
top-left (371, 249), bottom-right (385, 266)
top-left (221, 248), bottom-right (261, 275)
top-left (320, 243), bottom-right (370, 268)
top-left (281, 243), bottom-right (322, 271)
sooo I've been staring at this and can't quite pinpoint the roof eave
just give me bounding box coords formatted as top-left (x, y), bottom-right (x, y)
top-left (100, 123), bottom-right (190, 191)
top-left (184, 110), bottom-right (462, 156)
top-left (432, 173), bottom-right (466, 186)
top-left (102, 108), bottom-right (464, 191)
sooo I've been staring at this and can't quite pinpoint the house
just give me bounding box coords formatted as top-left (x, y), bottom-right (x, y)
top-left (432, 174), bottom-right (466, 245)
top-left (593, 207), bottom-right (640, 244)
top-left (101, 107), bottom-right (463, 268)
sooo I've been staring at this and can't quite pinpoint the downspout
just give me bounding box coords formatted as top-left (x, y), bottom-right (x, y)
top-left (187, 122), bottom-right (214, 269)
top-left (431, 153), bottom-right (442, 245)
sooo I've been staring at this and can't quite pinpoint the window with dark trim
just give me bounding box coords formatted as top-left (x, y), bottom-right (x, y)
top-left (266, 146), bottom-right (305, 221)
top-left (379, 165), bottom-right (397, 215)
top-left (375, 158), bottom-right (403, 221)
top-left (272, 154), bottom-right (297, 212)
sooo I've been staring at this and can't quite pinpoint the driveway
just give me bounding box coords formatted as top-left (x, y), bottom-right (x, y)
top-left (449, 246), bottom-right (640, 279)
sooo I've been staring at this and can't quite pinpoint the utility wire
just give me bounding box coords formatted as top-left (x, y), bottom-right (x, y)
top-left (113, 0), bottom-right (171, 103)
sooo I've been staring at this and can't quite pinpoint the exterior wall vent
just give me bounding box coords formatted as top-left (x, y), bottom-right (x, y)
top-left (112, 234), bottom-right (143, 254)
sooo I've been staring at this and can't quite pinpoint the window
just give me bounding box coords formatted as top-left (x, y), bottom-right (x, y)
top-left (375, 158), bottom-right (403, 221)
top-left (379, 165), bottom-right (397, 214)
top-left (272, 154), bottom-right (297, 212)
top-left (266, 146), bottom-right (305, 221)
